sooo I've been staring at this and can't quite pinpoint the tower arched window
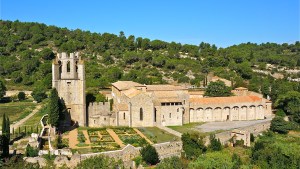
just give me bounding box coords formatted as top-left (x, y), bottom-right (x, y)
top-left (67, 61), bottom-right (71, 72)
top-left (140, 108), bottom-right (143, 121)
top-left (123, 112), bottom-right (126, 120)
top-left (58, 61), bottom-right (62, 79)
top-left (75, 61), bottom-right (78, 72)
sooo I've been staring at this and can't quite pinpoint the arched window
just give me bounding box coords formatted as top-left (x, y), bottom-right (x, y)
top-left (140, 108), bottom-right (143, 121)
top-left (67, 61), bottom-right (71, 72)
top-left (58, 61), bottom-right (62, 79)
top-left (123, 112), bottom-right (126, 119)
top-left (75, 61), bottom-right (78, 72)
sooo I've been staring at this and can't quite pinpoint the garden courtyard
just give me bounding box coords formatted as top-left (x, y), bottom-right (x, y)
top-left (63, 127), bottom-right (179, 154)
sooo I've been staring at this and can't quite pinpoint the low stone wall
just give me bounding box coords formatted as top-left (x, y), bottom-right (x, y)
top-left (5, 90), bottom-right (32, 97)
top-left (204, 120), bottom-right (271, 145)
top-left (153, 141), bottom-right (182, 159)
top-left (80, 141), bottom-right (182, 163)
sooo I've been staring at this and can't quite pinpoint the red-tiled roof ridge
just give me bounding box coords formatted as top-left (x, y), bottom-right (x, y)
top-left (190, 95), bottom-right (263, 104)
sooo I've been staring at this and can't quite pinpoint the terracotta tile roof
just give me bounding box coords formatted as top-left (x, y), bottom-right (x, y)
top-left (146, 85), bottom-right (186, 91)
top-left (117, 104), bottom-right (128, 111)
top-left (122, 88), bottom-right (142, 98)
top-left (153, 91), bottom-right (178, 98)
top-left (156, 98), bottom-right (182, 103)
top-left (112, 81), bottom-right (144, 90)
top-left (190, 96), bottom-right (263, 105)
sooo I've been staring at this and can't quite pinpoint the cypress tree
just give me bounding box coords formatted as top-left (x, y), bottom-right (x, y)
top-left (49, 88), bottom-right (60, 127)
top-left (1, 113), bottom-right (10, 158)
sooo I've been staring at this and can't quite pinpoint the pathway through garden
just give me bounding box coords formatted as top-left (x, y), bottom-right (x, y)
top-left (64, 129), bottom-right (79, 149)
top-left (10, 104), bottom-right (42, 133)
top-left (107, 129), bottom-right (125, 147)
top-left (133, 128), bottom-right (153, 144)
top-left (82, 130), bottom-right (91, 144)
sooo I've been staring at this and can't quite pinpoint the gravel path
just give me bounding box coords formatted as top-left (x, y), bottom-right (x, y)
top-left (10, 104), bottom-right (42, 133)
top-left (107, 129), bottom-right (125, 147)
top-left (195, 117), bottom-right (272, 132)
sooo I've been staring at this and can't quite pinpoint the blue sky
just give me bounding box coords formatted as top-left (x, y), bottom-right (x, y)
top-left (0, 0), bottom-right (299, 47)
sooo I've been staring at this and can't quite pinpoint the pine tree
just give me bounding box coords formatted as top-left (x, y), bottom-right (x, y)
top-left (49, 88), bottom-right (60, 127)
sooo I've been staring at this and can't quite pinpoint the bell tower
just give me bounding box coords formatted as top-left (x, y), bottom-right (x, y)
top-left (52, 52), bottom-right (86, 126)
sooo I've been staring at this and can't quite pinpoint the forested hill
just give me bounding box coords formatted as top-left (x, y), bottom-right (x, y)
top-left (0, 20), bottom-right (300, 101)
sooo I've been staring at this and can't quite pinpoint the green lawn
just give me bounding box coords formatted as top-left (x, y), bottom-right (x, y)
top-left (138, 127), bottom-right (180, 143)
top-left (0, 101), bottom-right (36, 126)
top-left (167, 122), bottom-right (205, 134)
top-left (23, 104), bottom-right (48, 126)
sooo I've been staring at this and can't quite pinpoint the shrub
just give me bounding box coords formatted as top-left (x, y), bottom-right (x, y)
top-left (76, 155), bottom-right (123, 169)
top-left (31, 88), bottom-right (47, 102)
top-left (181, 133), bottom-right (206, 159)
top-left (140, 144), bottom-right (159, 165)
top-left (17, 91), bottom-right (26, 101)
top-left (25, 144), bottom-right (39, 157)
top-left (275, 109), bottom-right (286, 117)
top-left (156, 156), bottom-right (184, 169)
top-left (209, 134), bottom-right (222, 151)
top-left (234, 140), bottom-right (244, 147)
top-left (132, 156), bottom-right (143, 167)
top-left (250, 133), bottom-right (255, 142)
top-left (270, 116), bottom-right (291, 134)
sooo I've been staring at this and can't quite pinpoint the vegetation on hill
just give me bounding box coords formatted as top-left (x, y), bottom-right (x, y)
top-left (0, 20), bottom-right (300, 103)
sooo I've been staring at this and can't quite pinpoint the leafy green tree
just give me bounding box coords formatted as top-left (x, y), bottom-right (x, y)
top-left (189, 151), bottom-right (234, 169)
top-left (39, 48), bottom-right (55, 60)
top-left (48, 88), bottom-right (60, 127)
top-left (232, 153), bottom-right (242, 169)
top-left (275, 91), bottom-right (300, 123)
top-left (204, 80), bottom-right (232, 97)
top-left (76, 155), bottom-right (123, 169)
top-left (270, 116), bottom-right (291, 134)
top-left (0, 80), bottom-right (6, 99)
top-left (31, 88), bottom-right (47, 102)
top-left (181, 133), bottom-right (206, 159)
top-left (156, 156), bottom-right (184, 169)
top-left (17, 91), bottom-right (26, 101)
top-left (140, 144), bottom-right (159, 165)
top-left (208, 134), bottom-right (222, 151)
top-left (2, 113), bottom-right (10, 158)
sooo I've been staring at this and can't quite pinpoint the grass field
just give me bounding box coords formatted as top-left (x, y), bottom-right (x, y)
top-left (23, 104), bottom-right (48, 126)
top-left (138, 127), bottom-right (180, 143)
top-left (167, 122), bottom-right (205, 134)
top-left (0, 101), bottom-right (36, 126)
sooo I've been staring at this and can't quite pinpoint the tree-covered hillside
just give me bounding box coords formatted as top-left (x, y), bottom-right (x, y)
top-left (0, 20), bottom-right (300, 101)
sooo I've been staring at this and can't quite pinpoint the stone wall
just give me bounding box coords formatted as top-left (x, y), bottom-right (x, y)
top-left (5, 90), bottom-right (32, 97)
top-left (80, 141), bottom-right (182, 163)
top-left (204, 120), bottom-right (271, 145)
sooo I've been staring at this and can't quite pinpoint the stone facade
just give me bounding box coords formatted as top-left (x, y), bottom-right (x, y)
top-left (231, 129), bottom-right (251, 147)
top-left (52, 52), bottom-right (86, 126)
top-left (52, 54), bottom-right (273, 128)
top-left (111, 81), bottom-right (272, 127)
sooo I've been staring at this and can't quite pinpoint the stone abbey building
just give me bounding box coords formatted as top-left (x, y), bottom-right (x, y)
top-left (53, 52), bottom-right (272, 127)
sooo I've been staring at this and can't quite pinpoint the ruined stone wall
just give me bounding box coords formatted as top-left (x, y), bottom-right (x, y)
top-left (80, 141), bottom-right (182, 163)
top-left (204, 120), bottom-right (271, 145)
